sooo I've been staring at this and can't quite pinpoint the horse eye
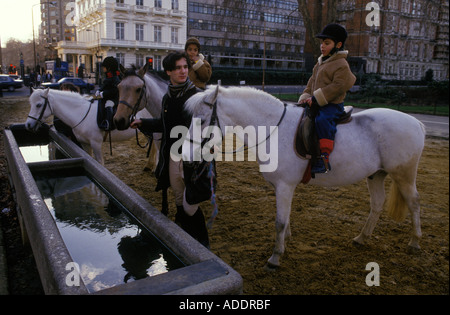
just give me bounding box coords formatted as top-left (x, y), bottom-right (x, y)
top-left (136, 88), bottom-right (141, 94)
top-left (36, 103), bottom-right (42, 108)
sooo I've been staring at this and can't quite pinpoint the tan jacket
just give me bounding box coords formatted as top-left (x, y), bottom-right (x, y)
top-left (188, 54), bottom-right (212, 89)
top-left (299, 51), bottom-right (356, 106)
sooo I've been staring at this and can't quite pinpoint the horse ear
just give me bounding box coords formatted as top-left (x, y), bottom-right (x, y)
top-left (204, 84), bottom-right (220, 105)
top-left (43, 88), bottom-right (50, 97)
top-left (138, 62), bottom-right (149, 78)
top-left (119, 64), bottom-right (126, 76)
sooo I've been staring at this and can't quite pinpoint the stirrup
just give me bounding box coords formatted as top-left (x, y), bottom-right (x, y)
top-left (311, 154), bottom-right (331, 174)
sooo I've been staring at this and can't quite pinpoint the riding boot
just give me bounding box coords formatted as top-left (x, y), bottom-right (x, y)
top-left (190, 207), bottom-right (210, 249)
top-left (176, 206), bottom-right (210, 249)
top-left (175, 205), bottom-right (185, 225)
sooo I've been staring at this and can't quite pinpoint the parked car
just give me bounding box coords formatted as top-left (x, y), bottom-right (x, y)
top-left (0, 74), bottom-right (24, 91)
top-left (41, 77), bottom-right (95, 94)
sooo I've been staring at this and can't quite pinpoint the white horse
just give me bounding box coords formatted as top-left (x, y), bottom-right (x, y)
top-left (25, 88), bottom-right (153, 165)
top-left (183, 85), bottom-right (426, 268)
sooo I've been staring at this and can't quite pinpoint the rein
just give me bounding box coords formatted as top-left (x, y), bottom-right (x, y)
top-left (190, 96), bottom-right (287, 229)
top-left (28, 95), bottom-right (94, 130)
top-left (118, 74), bottom-right (150, 149)
top-left (196, 99), bottom-right (288, 154)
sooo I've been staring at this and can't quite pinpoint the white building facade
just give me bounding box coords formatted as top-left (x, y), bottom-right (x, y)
top-left (56, 0), bottom-right (187, 80)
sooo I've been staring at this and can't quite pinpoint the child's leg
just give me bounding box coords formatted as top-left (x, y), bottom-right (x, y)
top-left (312, 103), bottom-right (344, 173)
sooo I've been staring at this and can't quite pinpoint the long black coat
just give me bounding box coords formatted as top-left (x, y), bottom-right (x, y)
top-left (138, 88), bottom-right (197, 191)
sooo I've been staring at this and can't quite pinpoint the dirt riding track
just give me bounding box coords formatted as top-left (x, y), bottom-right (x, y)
top-left (1, 97), bottom-right (448, 295)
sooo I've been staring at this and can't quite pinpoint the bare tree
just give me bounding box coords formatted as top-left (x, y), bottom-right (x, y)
top-left (297, 0), bottom-right (339, 59)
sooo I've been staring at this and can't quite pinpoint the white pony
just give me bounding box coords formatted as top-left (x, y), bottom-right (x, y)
top-left (25, 88), bottom-right (153, 165)
top-left (183, 85), bottom-right (426, 268)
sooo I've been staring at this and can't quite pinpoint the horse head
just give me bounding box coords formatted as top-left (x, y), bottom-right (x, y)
top-left (26, 88), bottom-right (52, 132)
top-left (115, 65), bottom-right (149, 130)
top-left (182, 84), bottom-right (223, 162)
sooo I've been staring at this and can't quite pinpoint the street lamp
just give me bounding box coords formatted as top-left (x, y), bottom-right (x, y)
top-left (87, 29), bottom-right (102, 85)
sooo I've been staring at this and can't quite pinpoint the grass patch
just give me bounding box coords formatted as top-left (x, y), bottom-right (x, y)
top-left (272, 93), bottom-right (449, 116)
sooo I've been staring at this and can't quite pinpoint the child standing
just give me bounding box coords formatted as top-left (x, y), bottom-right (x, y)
top-left (184, 37), bottom-right (212, 90)
top-left (299, 23), bottom-right (356, 174)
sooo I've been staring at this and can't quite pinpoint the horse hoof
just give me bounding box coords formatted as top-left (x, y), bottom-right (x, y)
top-left (352, 239), bottom-right (365, 248)
top-left (264, 263), bottom-right (279, 272)
top-left (407, 245), bottom-right (421, 255)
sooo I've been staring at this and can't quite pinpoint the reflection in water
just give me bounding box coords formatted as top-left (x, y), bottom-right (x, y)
top-left (35, 172), bottom-right (184, 292)
top-left (19, 145), bottom-right (50, 163)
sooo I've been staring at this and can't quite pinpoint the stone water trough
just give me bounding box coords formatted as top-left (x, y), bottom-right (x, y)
top-left (3, 124), bottom-right (242, 295)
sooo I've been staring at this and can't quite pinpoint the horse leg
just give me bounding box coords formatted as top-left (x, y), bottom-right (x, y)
top-left (389, 170), bottom-right (422, 250)
top-left (161, 188), bottom-right (169, 216)
top-left (267, 181), bottom-right (295, 268)
top-left (90, 142), bottom-right (104, 165)
top-left (144, 141), bottom-right (158, 172)
top-left (354, 171), bottom-right (387, 245)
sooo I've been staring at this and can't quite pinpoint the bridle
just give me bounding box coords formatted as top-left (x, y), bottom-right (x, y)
top-left (28, 96), bottom-right (52, 126)
top-left (118, 74), bottom-right (147, 122)
top-left (118, 73), bottom-right (151, 149)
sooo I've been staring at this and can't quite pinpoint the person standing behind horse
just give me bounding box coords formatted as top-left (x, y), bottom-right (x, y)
top-left (185, 37), bottom-right (212, 90)
top-left (96, 56), bottom-right (121, 130)
top-left (130, 51), bottom-right (210, 248)
top-left (298, 23), bottom-right (356, 174)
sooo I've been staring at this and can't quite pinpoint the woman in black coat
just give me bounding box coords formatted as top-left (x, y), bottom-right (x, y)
top-left (131, 52), bottom-right (209, 248)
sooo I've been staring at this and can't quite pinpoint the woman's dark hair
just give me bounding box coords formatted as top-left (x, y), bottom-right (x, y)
top-left (60, 82), bottom-right (80, 93)
top-left (162, 51), bottom-right (191, 72)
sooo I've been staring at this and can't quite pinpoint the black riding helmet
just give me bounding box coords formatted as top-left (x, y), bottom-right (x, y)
top-left (102, 56), bottom-right (119, 73)
top-left (316, 23), bottom-right (348, 46)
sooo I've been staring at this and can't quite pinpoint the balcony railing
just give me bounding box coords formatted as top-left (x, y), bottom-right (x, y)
top-left (150, 7), bottom-right (168, 15)
top-left (133, 5), bottom-right (149, 14)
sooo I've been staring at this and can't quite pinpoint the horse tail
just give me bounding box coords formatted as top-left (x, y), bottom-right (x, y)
top-left (386, 181), bottom-right (408, 222)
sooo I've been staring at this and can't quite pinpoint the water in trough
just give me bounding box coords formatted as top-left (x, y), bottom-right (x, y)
top-left (20, 145), bottom-right (185, 293)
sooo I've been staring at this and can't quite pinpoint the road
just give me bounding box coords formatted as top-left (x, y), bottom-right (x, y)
top-left (351, 107), bottom-right (449, 139)
top-left (2, 86), bottom-right (448, 139)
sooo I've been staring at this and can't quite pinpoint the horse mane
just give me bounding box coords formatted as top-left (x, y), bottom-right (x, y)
top-left (122, 65), bottom-right (168, 85)
top-left (184, 85), bottom-right (284, 115)
top-left (48, 88), bottom-right (87, 99)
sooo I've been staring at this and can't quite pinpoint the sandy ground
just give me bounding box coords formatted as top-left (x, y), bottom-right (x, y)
top-left (1, 96), bottom-right (448, 295)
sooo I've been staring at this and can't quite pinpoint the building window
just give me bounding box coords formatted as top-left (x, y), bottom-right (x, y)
top-left (136, 0), bottom-right (143, 5)
top-left (116, 53), bottom-right (125, 66)
top-left (171, 27), bottom-right (178, 44)
top-left (154, 55), bottom-right (162, 71)
top-left (136, 54), bottom-right (144, 67)
top-left (154, 25), bottom-right (162, 42)
top-left (116, 22), bottom-right (125, 40)
top-left (172, 0), bottom-right (179, 10)
top-left (155, 0), bottom-right (162, 8)
top-left (136, 24), bottom-right (144, 41)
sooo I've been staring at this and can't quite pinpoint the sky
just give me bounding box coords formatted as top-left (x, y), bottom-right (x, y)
top-left (0, 0), bottom-right (41, 46)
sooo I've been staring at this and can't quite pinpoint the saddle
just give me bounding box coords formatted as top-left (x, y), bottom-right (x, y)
top-left (295, 105), bottom-right (353, 182)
